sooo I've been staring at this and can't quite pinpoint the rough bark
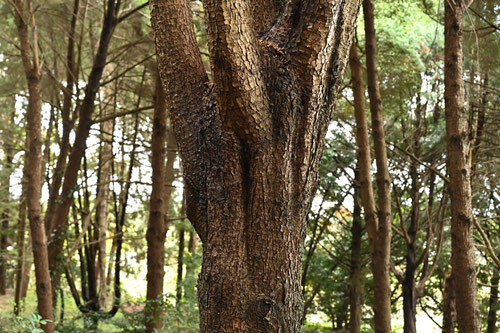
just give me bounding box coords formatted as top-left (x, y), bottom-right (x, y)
top-left (47, 0), bottom-right (120, 292)
top-left (14, 0), bottom-right (54, 330)
top-left (145, 74), bottom-right (168, 333)
top-left (444, 0), bottom-right (481, 332)
top-left (150, 0), bottom-right (360, 331)
top-left (349, 32), bottom-right (392, 332)
top-left (487, 270), bottom-right (499, 333)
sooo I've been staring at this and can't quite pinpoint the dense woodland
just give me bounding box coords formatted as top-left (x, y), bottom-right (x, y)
top-left (0, 0), bottom-right (498, 332)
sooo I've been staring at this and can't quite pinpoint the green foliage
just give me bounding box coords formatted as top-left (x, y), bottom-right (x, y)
top-left (5, 314), bottom-right (51, 333)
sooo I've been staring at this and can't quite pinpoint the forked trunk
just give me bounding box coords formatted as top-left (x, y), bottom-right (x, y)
top-left (150, 0), bottom-right (361, 331)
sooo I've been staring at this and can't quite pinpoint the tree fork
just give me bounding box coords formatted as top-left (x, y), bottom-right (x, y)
top-left (151, 0), bottom-right (360, 331)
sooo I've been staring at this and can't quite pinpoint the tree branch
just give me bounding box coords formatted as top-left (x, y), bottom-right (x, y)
top-left (202, 0), bottom-right (272, 144)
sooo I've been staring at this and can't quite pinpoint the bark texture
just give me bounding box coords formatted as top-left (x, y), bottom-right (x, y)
top-left (14, 0), bottom-right (54, 331)
top-left (444, 0), bottom-right (481, 332)
top-left (145, 74), bottom-right (168, 333)
top-left (150, 0), bottom-right (361, 331)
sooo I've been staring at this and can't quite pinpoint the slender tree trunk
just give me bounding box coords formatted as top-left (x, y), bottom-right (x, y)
top-left (444, 1), bottom-right (480, 332)
top-left (487, 269), bottom-right (499, 333)
top-left (47, 0), bottom-right (120, 292)
top-left (350, 26), bottom-right (392, 332)
top-left (0, 119), bottom-right (13, 295)
top-left (14, 191), bottom-right (27, 314)
top-left (96, 116), bottom-right (113, 308)
top-left (14, 143), bottom-right (29, 314)
top-left (145, 74), bottom-right (168, 333)
top-left (402, 104), bottom-right (422, 333)
top-left (349, 167), bottom-right (363, 333)
top-left (150, 0), bottom-right (360, 331)
top-left (15, 0), bottom-right (54, 330)
top-left (176, 229), bottom-right (185, 303)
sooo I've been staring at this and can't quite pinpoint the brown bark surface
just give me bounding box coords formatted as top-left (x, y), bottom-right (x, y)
top-left (14, 0), bottom-right (54, 330)
top-left (444, 0), bottom-right (481, 332)
top-left (145, 74), bottom-right (168, 333)
top-left (150, 0), bottom-right (361, 331)
top-left (362, 1), bottom-right (393, 330)
top-left (349, 29), bottom-right (392, 332)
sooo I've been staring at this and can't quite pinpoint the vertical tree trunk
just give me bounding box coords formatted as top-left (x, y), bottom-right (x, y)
top-left (14, 185), bottom-right (27, 314)
top-left (14, 138), bottom-right (29, 314)
top-left (402, 103), bottom-right (423, 333)
top-left (486, 270), bottom-right (499, 333)
top-left (176, 229), bottom-right (185, 303)
top-left (145, 74), bottom-right (168, 333)
top-left (444, 1), bottom-right (480, 332)
top-left (350, 28), bottom-right (392, 332)
top-left (349, 167), bottom-right (363, 333)
top-left (96, 116), bottom-right (113, 308)
top-left (150, 0), bottom-right (361, 331)
top-left (14, 0), bottom-right (54, 330)
top-left (0, 114), bottom-right (13, 295)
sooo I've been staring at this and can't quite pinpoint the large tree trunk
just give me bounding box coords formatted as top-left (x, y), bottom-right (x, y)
top-left (150, 0), bottom-right (360, 331)
top-left (145, 74), bottom-right (168, 333)
top-left (14, 0), bottom-right (54, 331)
top-left (444, 1), bottom-right (481, 332)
